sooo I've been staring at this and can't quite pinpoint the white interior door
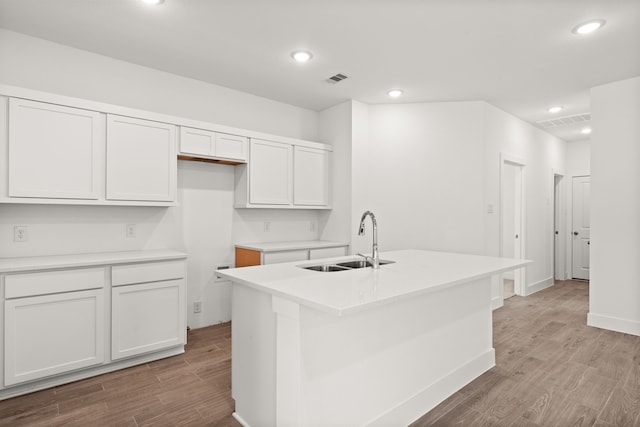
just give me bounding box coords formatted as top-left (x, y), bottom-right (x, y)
top-left (572, 176), bottom-right (591, 280)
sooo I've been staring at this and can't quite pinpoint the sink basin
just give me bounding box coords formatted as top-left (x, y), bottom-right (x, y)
top-left (302, 259), bottom-right (395, 272)
top-left (336, 260), bottom-right (395, 269)
top-left (303, 265), bottom-right (351, 272)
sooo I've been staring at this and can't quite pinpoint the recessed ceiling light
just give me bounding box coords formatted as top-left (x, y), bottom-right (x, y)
top-left (572, 19), bottom-right (606, 35)
top-left (291, 51), bottom-right (312, 63)
top-left (580, 127), bottom-right (592, 135)
top-left (387, 89), bottom-right (404, 98)
top-left (141, 0), bottom-right (164, 4)
top-left (547, 106), bottom-right (563, 114)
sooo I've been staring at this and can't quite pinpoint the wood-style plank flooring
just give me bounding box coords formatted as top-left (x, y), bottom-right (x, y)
top-left (0, 324), bottom-right (237, 426)
top-left (411, 280), bottom-right (640, 426)
top-left (1, 280), bottom-right (639, 426)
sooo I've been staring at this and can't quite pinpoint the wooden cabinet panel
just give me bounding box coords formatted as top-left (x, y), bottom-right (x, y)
top-left (8, 98), bottom-right (102, 200)
top-left (293, 146), bottom-right (329, 206)
top-left (4, 289), bottom-right (105, 386)
top-left (106, 115), bottom-right (176, 202)
top-left (111, 279), bottom-right (186, 360)
top-left (248, 139), bottom-right (293, 205)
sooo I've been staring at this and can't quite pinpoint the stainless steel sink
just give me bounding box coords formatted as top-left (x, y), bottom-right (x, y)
top-left (303, 265), bottom-right (351, 272)
top-left (301, 259), bottom-right (395, 272)
top-left (336, 260), bottom-right (395, 269)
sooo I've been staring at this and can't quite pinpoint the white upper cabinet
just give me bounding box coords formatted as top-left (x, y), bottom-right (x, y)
top-left (248, 139), bottom-right (293, 205)
top-left (216, 133), bottom-right (247, 161)
top-left (8, 98), bottom-right (102, 200)
top-left (293, 146), bottom-right (329, 206)
top-left (179, 126), bottom-right (247, 162)
top-left (106, 115), bottom-right (177, 202)
top-left (235, 138), bottom-right (331, 209)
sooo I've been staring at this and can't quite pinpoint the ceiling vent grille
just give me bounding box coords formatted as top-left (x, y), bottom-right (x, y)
top-left (537, 113), bottom-right (591, 129)
top-left (327, 73), bottom-right (348, 84)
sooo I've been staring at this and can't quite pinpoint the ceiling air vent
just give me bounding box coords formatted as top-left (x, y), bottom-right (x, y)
top-left (537, 113), bottom-right (591, 129)
top-left (327, 73), bottom-right (348, 84)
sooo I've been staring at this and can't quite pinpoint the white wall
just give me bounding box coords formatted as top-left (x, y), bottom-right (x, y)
top-left (483, 104), bottom-right (566, 294)
top-left (318, 101), bottom-right (353, 245)
top-left (589, 76), bottom-right (640, 336)
top-left (566, 139), bottom-right (591, 177)
top-left (362, 102), bottom-right (486, 255)
top-left (322, 100), bottom-right (567, 297)
top-left (0, 30), bottom-right (322, 328)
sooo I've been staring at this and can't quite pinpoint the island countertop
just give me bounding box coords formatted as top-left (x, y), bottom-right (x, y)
top-left (218, 249), bottom-right (530, 316)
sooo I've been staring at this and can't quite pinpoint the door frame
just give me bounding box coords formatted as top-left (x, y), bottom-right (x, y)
top-left (553, 170), bottom-right (566, 280)
top-left (499, 153), bottom-right (526, 297)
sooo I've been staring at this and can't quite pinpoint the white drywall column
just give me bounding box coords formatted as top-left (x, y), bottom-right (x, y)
top-left (588, 76), bottom-right (640, 336)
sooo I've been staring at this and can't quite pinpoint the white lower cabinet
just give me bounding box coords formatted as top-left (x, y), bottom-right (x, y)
top-left (112, 279), bottom-right (185, 360)
top-left (4, 290), bottom-right (105, 386)
top-left (0, 252), bottom-right (187, 399)
top-left (3, 268), bottom-right (105, 387)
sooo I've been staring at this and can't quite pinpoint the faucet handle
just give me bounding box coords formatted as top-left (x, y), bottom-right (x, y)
top-left (357, 253), bottom-right (372, 262)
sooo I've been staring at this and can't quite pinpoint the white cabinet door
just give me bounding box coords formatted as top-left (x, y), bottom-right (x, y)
top-left (111, 279), bottom-right (186, 360)
top-left (179, 126), bottom-right (215, 157)
top-left (293, 146), bottom-right (329, 206)
top-left (106, 115), bottom-right (177, 202)
top-left (8, 98), bottom-right (102, 200)
top-left (216, 133), bottom-right (247, 161)
top-left (179, 127), bottom-right (247, 162)
top-left (249, 139), bottom-right (293, 205)
top-left (4, 289), bottom-right (105, 386)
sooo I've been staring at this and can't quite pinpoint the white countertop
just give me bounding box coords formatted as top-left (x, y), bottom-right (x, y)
top-left (0, 249), bottom-right (187, 273)
top-left (219, 249), bottom-right (531, 316)
top-left (235, 240), bottom-right (349, 252)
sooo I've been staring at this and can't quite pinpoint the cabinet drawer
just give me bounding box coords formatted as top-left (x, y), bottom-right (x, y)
top-left (5, 267), bottom-right (105, 299)
top-left (112, 260), bottom-right (185, 287)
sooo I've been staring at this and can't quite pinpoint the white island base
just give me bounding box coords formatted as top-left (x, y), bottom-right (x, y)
top-left (222, 250), bottom-right (529, 427)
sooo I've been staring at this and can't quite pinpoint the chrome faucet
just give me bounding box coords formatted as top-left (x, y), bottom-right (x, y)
top-left (357, 210), bottom-right (379, 269)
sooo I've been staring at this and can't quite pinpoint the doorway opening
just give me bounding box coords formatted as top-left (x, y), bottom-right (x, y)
top-left (500, 154), bottom-right (526, 299)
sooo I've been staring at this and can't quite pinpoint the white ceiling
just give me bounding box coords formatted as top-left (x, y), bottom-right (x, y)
top-left (1, 0), bottom-right (638, 142)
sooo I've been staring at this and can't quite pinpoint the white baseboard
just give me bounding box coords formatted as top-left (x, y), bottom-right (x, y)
top-left (367, 349), bottom-right (495, 427)
top-left (588, 313), bottom-right (640, 336)
top-left (232, 412), bottom-right (251, 427)
top-left (525, 276), bottom-right (554, 296)
top-left (492, 296), bottom-right (503, 310)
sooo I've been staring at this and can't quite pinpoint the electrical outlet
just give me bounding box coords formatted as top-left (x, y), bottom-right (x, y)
top-left (13, 226), bottom-right (28, 242)
top-left (264, 221), bottom-right (271, 232)
top-left (193, 301), bottom-right (202, 313)
top-left (126, 224), bottom-right (136, 238)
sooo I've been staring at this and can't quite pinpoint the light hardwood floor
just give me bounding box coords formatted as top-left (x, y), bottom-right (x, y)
top-left (1, 280), bottom-right (639, 426)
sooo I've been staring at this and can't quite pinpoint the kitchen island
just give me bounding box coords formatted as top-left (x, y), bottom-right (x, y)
top-left (218, 249), bottom-right (529, 427)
